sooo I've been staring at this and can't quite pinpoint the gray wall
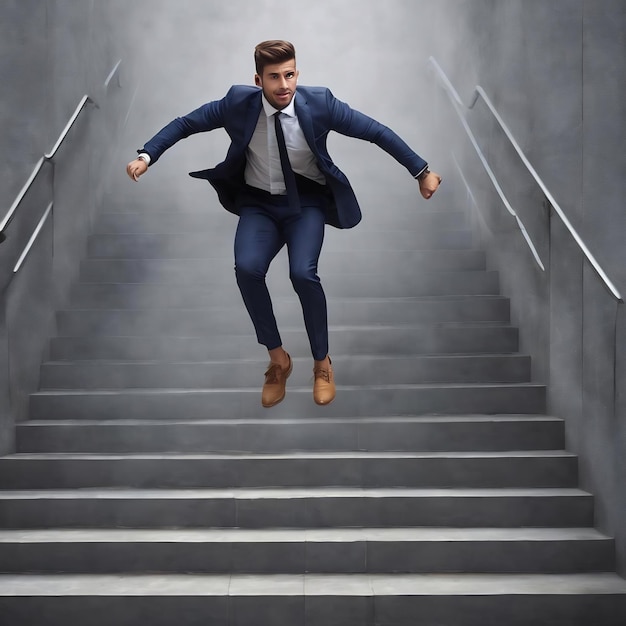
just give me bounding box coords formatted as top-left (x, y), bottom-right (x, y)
top-left (429, 0), bottom-right (626, 574)
top-left (0, 0), bottom-right (138, 451)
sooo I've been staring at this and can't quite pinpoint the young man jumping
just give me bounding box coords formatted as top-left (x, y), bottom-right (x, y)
top-left (127, 39), bottom-right (441, 408)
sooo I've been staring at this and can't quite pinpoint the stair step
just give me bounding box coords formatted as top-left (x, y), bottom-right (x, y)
top-left (86, 230), bottom-right (474, 258)
top-left (28, 384), bottom-right (546, 420)
top-left (55, 308), bottom-right (507, 338)
top-left (93, 209), bottom-right (468, 234)
top-left (61, 292), bottom-right (511, 329)
top-left (0, 528), bottom-right (613, 574)
top-left (49, 325), bottom-right (519, 359)
top-left (51, 326), bottom-right (523, 361)
top-left (79, 250), bottom-right (488, 282)
top-left (65, 289), bottom-right (507, 321)
top-left (0, 572), bottom-right (625, 625)
top-left (1, 572), bottom-right (624, 625)
top-left (0, 488), bottom-right (594, 528)
top-left (16, 415), bottom-right (566, 454)
top-left (39, 355), bottom-right (531, 389)
top-left (71, 269), bottom-right (500, 298)
top-left (0, 451), bottom-right (577, 489)
top-left (283, 270), bottom-right (500, 297)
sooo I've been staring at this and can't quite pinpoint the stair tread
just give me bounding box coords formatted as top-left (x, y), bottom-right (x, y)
top-left (64, 296), bottom-right (508, 308)
top-left (0, 487), bottom-right (591, 499)
top-left (55, 316), bottom-right (512, 327)
top-left (67, 292), bottom-right (501, 299)
top-left (2, 450), bottom-right (575, 460)
top-left (31, 383), bottom-right (544, 395)
top-left (59, 306), bottom-right (507, 313)
top-left (18, 415), bottom-right (563, 426)
top-left (42, 353), bottom-right (528, 365)
top-left (0, 527), bottom-right (610, 543)
top-left (0, 572), bottom-right (623, 596)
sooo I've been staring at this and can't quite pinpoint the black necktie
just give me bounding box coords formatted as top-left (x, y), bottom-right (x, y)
top-left (273, 112), bottom-right (300, 210)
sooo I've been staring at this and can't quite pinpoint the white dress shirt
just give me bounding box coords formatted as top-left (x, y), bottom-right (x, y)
top-left (244, 93), bottom-right (326, 194)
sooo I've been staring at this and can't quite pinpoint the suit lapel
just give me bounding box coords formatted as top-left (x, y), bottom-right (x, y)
top-left (294, 92), bottom-right (316, 151)
top-left (242, 90), bottom-right (263, 146)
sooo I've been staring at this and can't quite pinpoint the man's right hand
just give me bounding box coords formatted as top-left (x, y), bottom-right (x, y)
top-left (418, 171), bottom-right (442, 200)
top-left (126, 158), bottom-right (148, 181)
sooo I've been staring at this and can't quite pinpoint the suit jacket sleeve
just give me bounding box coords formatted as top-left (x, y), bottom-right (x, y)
top-left (139, 91), bottom-right (230, 165)
top-left (324, 89), bottom-right (428, 177)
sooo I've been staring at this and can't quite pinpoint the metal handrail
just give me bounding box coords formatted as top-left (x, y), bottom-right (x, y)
top-left (104, 59), bottom-right (122, 90)
top-left (0, 94), bottom-right (96, 239)
top-left (442, 81), bottom-right (545, 270)
top-left (429, 56), bottom-right (623, 302)
top-left (13, 202), bottom-right (53, 274)
top-left (1, 58), bottom-right (122, 273)
top-left (45, 95), bottom-right (95, 160)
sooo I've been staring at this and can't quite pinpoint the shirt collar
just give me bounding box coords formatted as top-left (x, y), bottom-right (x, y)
top-left (261, 92), bottom-right (297, 118)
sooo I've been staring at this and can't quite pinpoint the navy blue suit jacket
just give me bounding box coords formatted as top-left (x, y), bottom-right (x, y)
top-left (142, 85), bottom-right (428, 229)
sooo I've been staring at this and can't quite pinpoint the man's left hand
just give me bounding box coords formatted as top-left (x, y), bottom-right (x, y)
top-left (419, 171), bottom-right (442, 199)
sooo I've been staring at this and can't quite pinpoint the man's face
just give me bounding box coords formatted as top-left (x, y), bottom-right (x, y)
top-left (255, 60), bottom-right (299, 110)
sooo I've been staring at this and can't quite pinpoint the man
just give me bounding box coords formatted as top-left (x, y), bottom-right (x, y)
top-left (126, 40), bottom-right (441, 408)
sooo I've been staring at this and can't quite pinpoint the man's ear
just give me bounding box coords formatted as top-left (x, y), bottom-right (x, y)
top-left (254, 74), bottom-right (261, 87)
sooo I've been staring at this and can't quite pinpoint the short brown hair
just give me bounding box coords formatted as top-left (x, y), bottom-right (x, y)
top-left (254, 40), bottom-right (296, 75)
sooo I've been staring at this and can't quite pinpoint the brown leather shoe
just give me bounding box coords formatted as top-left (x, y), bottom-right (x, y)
top-left (261, 354), bottom-right (292, 408)
top-left (313, 358), bottom-right (336, 405)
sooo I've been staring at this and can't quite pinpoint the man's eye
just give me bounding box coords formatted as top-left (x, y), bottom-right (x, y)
top-left (286, 73), bottom-right (294, 78)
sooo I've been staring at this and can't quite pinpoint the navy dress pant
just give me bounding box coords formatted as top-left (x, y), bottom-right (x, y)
top-left (234, 188), bottom-right (328, 361)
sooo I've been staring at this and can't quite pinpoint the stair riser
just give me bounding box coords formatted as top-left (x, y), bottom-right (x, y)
top-left (66, 289), bottom-right (508, 324)
top-left (28, 386), bottom-right (546, 421)
top-left (39, 356), bottom-right (532, 390)
top-left (2, 593), bottom-right (625, 626)
top-left (0, 457), bottom-right (577, 489)
top-left (80, 250), bottom-right (488, 282)
top-left (0, 539), bottom-right (613, 574)
top-left (286, 272), bottom-right (499, 298)
top-left (93, 210), bottom-right (468, 234)
top-left (16, 419), bottom-right (565, 454)
top-left (86, 230), bottom-right (474, 258)
top-left (0, 495), bottom-right (593, 528)
top-left (48, 328), bottom-right (519, 358)
top-left (371, 595), bottom-right (626, 626)
top-left (54, 310), bottom-right (504, 338)
top-left (60, 274), bottom-right (501, 315)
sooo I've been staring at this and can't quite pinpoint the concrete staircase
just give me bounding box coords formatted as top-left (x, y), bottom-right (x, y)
top-left (0, 190), bottom-right (625, 625)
